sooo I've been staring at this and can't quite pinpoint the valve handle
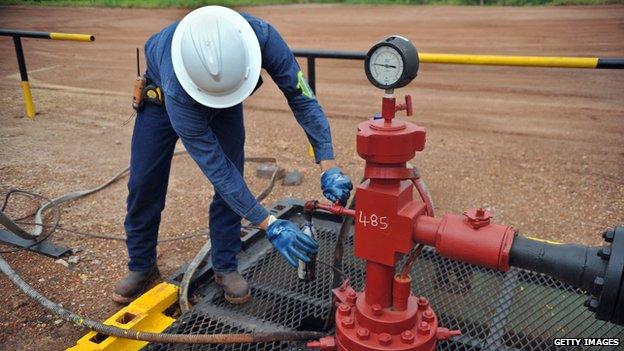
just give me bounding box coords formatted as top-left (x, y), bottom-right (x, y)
top-left (405, 94), bottom-right (413, 116)
top-left (394, 94), bottom-right (413, 117)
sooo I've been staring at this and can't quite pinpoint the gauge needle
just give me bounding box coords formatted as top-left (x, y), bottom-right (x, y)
top-left (374, 63), bottom-right (397, 68)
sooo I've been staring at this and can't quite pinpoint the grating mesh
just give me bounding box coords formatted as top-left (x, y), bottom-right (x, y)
top-left (146, 207), bottom-right (624, 351)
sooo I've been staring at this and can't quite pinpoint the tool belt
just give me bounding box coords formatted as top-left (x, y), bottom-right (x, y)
top-left (132, 75), bottom-right (163, 112)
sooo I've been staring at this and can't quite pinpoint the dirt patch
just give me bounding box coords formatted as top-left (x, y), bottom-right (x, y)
top-left (1, 4), bottom-right (623, 350)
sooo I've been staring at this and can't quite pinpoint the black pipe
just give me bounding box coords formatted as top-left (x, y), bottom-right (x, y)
top-left (509, 236), bottom-right (606, 293)
top-left (597, 58), bottom-right (624, 69)
top-left (509, 228), bottom-right (624, 326)
top-left (0, 29), bottom-right (51, 39)
top-left (293, 49), bottom-right (366, 60)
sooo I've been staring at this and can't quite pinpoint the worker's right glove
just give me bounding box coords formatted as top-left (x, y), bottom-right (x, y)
top-left (266, 218), bottom-right (319, 268)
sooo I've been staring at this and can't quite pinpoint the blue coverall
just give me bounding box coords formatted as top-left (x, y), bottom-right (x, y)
top-left (125, 13), bottom-right (335, 273)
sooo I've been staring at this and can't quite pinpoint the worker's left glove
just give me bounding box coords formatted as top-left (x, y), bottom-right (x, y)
top-left (320, 166), bottom-right (353, 206)
top-left (266, 218), bottom-right (319, 268)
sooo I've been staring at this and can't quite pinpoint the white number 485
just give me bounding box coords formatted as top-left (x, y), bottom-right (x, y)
top-left (358, 211), bottom-right (388, 230)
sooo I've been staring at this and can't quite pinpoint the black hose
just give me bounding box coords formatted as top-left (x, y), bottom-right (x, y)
top-left (0, 252), bottom-right (324, 344)
top-left (330, 195), bottom-right (357, 290)
top-left (179, 157), bottom-right (280, 312)
top-left (509, 235), bottom-right (607, 293)
top-left (13, 221), bottom-right (207, 243)
top-left (321, 186), bottom-right (360, 331)
top-left (0, 190), bottom-right (61, 254)
top-left (1, 155), bottom-right (314, 344)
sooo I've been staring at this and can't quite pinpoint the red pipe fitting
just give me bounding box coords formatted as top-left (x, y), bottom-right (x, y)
top-left (364, 262), bottom-right (394, 308)
top-left (392, 274), bottom-right (411, 312)
top-left (413, 210), bottom-right (516, 271)
top-left (308, 336), bottom-right (337, 351)
top-left (305, 200), bottom-right (355, 218)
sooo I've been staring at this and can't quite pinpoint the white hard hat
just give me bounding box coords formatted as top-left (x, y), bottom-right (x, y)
top-left (171, 6), bottom-right (261, 108)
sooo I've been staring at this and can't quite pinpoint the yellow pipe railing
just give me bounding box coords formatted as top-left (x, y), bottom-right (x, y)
top-left (418, 53), bottom-right (599, 69)
top-left (49, 32), bottom-right (95, 42)
top-left (0, 29), bottom-right (95, 119)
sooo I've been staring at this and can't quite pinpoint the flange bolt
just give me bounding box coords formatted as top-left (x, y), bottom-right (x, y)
top-left (378, 333), bottom-right (392, 346)
top-left (356, 328), bottom-right (370, 340)
top-left (417, 297), bottom-right (429, 310)
top-left (598, 247), bottom-right (611, 260)
top-left (584, 297), bottom-right (600, 312)
top-left (371, 304), bottom-right (383, 316)
top-left (401, 330), bottom-right (415, 344)
top-left (423, 310), bottom-right (435, 322)
top-left (603, 229), bottom-right (615, 243)
top-left (347, 291), bottom-right (357, 303)
top-left (341, 317), bottom-right (355, 329)
top-left (593, 276), bottom-right (604, 293)
top-left (338, 304), bottom-right (351, 316)
top-left (418, 321), bottom-right (431, 335)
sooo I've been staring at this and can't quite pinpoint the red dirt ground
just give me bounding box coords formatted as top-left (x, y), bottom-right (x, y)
top-left (0, 4), bottom-right (623, 350)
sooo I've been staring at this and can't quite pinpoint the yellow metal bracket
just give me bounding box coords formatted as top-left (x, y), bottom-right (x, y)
top-left (67, 282), bottom-right (179, 351)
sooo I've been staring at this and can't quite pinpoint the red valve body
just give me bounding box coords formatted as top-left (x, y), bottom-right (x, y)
top-left (309, 95), bottom-right (514, 351)
top-left (413, 214), bottom-right (515, 271)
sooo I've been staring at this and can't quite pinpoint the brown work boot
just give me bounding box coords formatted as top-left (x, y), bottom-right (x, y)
top-left (214, 271), bottom-right (252, 304)
top-left (112, 266), bottom-right (161, 304)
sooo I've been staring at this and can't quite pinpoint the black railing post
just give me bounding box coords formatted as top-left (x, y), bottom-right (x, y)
top-left (13, 36), bottom-right (28, 83)
top-left (12, 35), bottom-right (35, 118)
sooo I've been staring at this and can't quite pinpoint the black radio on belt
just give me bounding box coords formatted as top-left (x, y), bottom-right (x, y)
top-left (132, 48), bottom-right (163, 112)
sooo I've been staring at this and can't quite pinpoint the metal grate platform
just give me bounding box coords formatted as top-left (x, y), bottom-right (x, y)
top-left (145, 199), bottom-right (624, 351)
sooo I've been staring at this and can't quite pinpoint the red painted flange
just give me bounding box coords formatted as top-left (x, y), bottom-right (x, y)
top-left (332, 286), bottom-right (441, 351)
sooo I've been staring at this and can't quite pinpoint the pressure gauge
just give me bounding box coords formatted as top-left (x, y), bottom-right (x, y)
top-left (364, 36), bottom-right (419, 90)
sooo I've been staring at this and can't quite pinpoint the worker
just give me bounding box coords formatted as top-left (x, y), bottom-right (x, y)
top-left (113, 6), bottom-right (353, 304)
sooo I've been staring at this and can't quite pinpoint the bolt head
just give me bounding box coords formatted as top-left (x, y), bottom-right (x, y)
top-left (598, 247), bottom-right (612, 260)
top-left (338, 304), bottom-right (351, 316)
top-left (585, 297), bottom-right (600, 312)
top-left (417, 297), bottom-right (429, 310)
top-left (418, 321), bottom-right (431, 335)
top-left (603, 229), bottom-right (615, 243)
top-left (347, 291), bottom-right (357, 303)
top-left (401, 330), bottom-right (415, 344)
top-left (423, 310), bottom-right (435, 322)
top-left (371, 304), bottom-right (383, 316)
top-left (341, 316), bottom-right (355, 329)
top-left (356, 328), bottom-right (370, 340)
top-left (378, 333), bottom-right (392, 346)
top-left (593, 277), bottom-right (604, 293)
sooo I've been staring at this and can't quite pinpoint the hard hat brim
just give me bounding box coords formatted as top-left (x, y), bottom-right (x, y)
top-left (171, 6), bottom-right (262, 108)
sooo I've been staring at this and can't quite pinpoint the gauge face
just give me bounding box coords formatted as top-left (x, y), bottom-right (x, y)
top-left (368, 45), bottom-right (404, 88)
top-left (364, 36), bottom-right (419, 90)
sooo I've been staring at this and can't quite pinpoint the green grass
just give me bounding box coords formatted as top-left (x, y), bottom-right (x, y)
top-left (0, 0), bottom-right (621, 7)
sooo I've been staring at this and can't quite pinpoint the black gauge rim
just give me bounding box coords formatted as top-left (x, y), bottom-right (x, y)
top-left (364, 36), bottom-right (418, 90)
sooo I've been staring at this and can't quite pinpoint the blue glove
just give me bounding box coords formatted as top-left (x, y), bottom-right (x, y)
top-left (320, 167), bottom-right (353, 206)
top-left (266, 219), bottom-right (319, 267)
